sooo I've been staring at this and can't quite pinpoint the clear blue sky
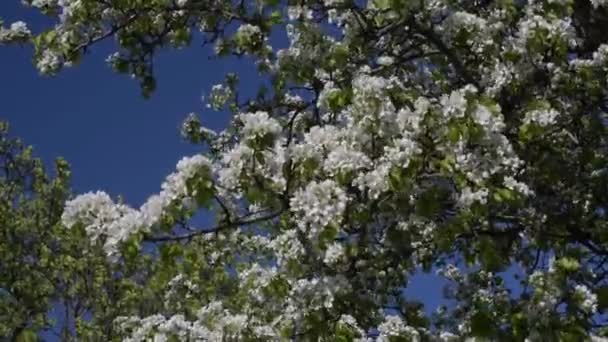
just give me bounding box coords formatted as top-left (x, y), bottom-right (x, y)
top-left (0, 2), bottom-right (448, 336)
top-left (0, 2), bottom-right (267, 206)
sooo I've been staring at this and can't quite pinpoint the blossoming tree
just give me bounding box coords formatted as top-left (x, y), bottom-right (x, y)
top-left (0, 122), bottom-right (116, 341)
top-left (3, 0), bottom-right (608, 340)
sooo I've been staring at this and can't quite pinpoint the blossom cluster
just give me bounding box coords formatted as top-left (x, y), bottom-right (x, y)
top-left (63, 155), bottom-right (212, 257)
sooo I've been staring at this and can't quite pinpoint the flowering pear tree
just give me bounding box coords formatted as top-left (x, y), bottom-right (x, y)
top-left (4, 0), bottom-right (608, 340)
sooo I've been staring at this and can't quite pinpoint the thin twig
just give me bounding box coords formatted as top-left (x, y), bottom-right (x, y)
top-left (144, 210), bottom-right (282, 242)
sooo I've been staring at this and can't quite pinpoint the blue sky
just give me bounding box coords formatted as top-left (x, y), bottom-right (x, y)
top-left (1, 2), bottom-right (449, 336)
top-left (0, 2), bottom-right (265, 206)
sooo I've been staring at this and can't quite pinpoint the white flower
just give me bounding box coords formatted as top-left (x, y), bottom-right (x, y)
top-left (218, 143), bottom-right (254, 190)
top-left (62, 191), bottom-right (140, 257)
top-left (207, 84), bottom-right (232, 109)
top-left (449, 11), bottom-right (487, 33)
top-left (287, 276), bottom-right (350, 315)
top-left (523, 108), bottom-right (560, 126)
top-left (458, 187), bottom-right (489, 208)
top-left (377, 56), bottom-right (394, 66)
top-left (515, 14), bottom-right (576, 52)
top-left (354, 162), bottom-right (391, 199)
top-left (384, 136), bottom-right (421, 168)
top-left (439, 331), bottom-right (460, 341)
top-left (29, 0), bottom-right (58, 8)
top-left (235, 23), bottom-right (263, 52)
top-left (397, 97), bottom-right (429, 132)
top-left (240, 111), bottom-right (282, 141)
top-left (287, 5), bottom-right (304, 20)
top-left (574, 284), bottom-right (598, 314)
top-left (473, 105), bottom-right (505, 132)
top-left (36, 49), bottom-right (62, 75)
top-left (323, 144), bottom-right (371, 176)
top-left (64, 155), bottom-right (211, 260)
top-left (269, 229), bottom-right (305, 265)
top-left (163, 155), bottom-right (212, 198)
top-left (9, 21), bottom-right (30, 36)
top-left (304, 125), bottom-right (343, 150)
top-left (377, 315), bottom-right (420, 341)
top-left (290, 180), bottom-right (348, 240)
top-left (237, 23), bottom-right (261, 37)
top-left (503, 176), bottom-right (533, 196)
top-left (441, 89), bottom-right (468, 118)
top-left (439, 264), bottom-right (462, 281)
top-left (323, 242), bottom-right (345, 265)
top-left (253, 325), bottom-right (276, 338)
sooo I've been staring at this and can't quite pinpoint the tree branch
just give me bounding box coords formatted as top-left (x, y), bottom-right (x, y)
top-left (144, 210), bottom-right (282, 242)
top-left (411, 21), bottom-right (481, 89)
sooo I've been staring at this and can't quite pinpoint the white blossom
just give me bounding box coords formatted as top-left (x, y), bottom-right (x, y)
top-left (290, 180), bottom-right (348, 240)
top-left (323, 144), bottom-right (371, 176)
top-left (239, 111), bottom-right (282, 141)
top-left (377, 56), bottom-right (394, 66)
top-left (441, 89), bottom-right (469, 118)
top-left (36, 50), bottom-right (62, 75)
top-left (323, 242), bottom-right (345, 265)
top-left (377, 315), bottom-right (420, 341)
top-left (574, 284), bottom-right (598, 314)
top-left (458, 187), bottom-right (489, 208)
top-left (523, 108), bottom-right (560, 126)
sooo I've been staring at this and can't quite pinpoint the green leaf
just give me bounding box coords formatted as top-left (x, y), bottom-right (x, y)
top-left (319, 224), bottom-right (338, 248)
top-left (447, 123), bottom-right (462, 143)
top-left (478, 238), bottom-right (503, 272)
top-left (264, 0), bottom-right (280, 6)
top-left (555, 257), bottom-right (580, 273)
top-left (597, 286), bottom-right (608, 311)
top-left (373, 0), bottom-right (391, 10)
top-left (492, 188), bottom-right (515, 203)
top-left (269, 10), bottom-right (282, 25)
top-left (471, 311), bottom-right (494, 338)
top-left (511, 312), bottom-right (527, 339)
top-left (42, 30), bottom-right (57, 45)
top-left (16, 329), bottom-right (37, 342)
top-left (326, 89), bottom-right (350, 112)
top-left (141, 76), bottom-right (157, 98)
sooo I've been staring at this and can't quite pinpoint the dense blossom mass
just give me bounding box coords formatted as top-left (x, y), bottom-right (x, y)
top-left (4, 0), bottom-right (608, 340)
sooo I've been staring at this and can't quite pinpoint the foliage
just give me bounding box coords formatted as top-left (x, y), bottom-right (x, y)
top-left (0, 123), bottom-right (165, 341)
top-left (4, 0), bottom-right (608, 340)
top-left (0, 122), bottom-right (72, 339)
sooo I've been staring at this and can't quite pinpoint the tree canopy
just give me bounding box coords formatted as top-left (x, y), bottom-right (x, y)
top-left (3, 0), bottom-right (608, 340)
top-left (0, 122), bottom-right (114, 341)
